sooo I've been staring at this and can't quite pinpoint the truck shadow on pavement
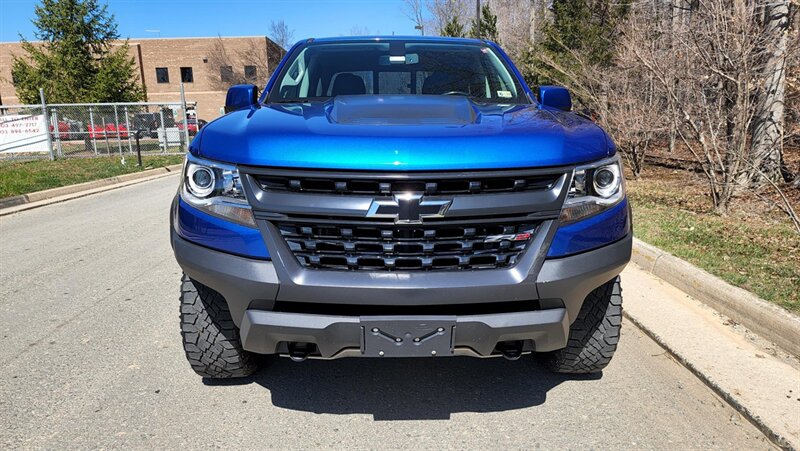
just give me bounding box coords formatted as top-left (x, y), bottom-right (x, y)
top-left (205, 356), bottom-right (601, 420)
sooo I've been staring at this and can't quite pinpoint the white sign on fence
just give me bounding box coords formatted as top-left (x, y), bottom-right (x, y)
top-left (0, 114), bottom-right (49, 153)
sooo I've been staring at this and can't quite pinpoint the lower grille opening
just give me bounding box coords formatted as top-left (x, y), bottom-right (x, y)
top-left (272, 300), bottom-right (547, 316)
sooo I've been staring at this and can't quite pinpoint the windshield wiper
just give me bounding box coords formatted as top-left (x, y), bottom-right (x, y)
top-left (272, 97), bottom-right (330, 104)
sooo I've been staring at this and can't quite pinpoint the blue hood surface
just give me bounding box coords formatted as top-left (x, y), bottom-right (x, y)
top-left (196, 95), bottom-right (613, 171)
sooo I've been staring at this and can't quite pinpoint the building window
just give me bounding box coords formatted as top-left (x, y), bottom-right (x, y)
top-left (180, 67), bottom-right (194, 83)
top-left (244, 65), bottom-right (257, 82)
top-left (220, 66), bottom-right (233, 83)
top-left (156, 67), bottom-right (169, 84)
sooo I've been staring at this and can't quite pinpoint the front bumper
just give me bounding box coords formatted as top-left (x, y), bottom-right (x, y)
top-left (171, 224), bottom-right (632, 358)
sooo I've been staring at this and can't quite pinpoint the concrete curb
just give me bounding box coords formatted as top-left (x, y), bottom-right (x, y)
top-left (631, 237), bottom-right (800, 359)
top-left (0, 164), bottom-right (182, 216)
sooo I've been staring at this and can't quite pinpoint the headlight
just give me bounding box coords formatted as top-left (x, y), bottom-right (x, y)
top-left (180, 154), bottom-right (256, 227)
top-left (187, 165), bottom-right (215, 197)
top-left (560, 156), bottom-right (625, 224)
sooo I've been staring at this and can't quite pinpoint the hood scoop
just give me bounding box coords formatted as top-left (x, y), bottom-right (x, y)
top-left (327, 95), bottom-right (478, 126)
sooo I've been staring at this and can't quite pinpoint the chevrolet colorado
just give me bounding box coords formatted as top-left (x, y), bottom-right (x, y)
top-left (171, 36), bottom-right (631, 378)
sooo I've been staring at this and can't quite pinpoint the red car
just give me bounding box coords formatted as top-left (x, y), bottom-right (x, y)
top-left (49, 119), bottom-right (84, 141)
top-left (49, 121), bottom-right (70, 141)
top-left (89, 123), bottom-right (128, 139)
top-left (176, 118), bottom-right (206, 136)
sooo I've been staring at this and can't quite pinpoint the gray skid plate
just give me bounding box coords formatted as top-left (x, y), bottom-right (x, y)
top-left (361, 316), bottom-right (456, 357)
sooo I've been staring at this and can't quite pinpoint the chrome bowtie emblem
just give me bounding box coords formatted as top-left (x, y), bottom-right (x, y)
top-left (366, 193), bottom-right (452, 224)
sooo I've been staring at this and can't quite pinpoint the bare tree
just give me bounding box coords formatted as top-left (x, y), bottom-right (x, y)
top-left (487, 0), bottom-right (533, 57)
top-left (609, 64), bottom-right (670, 178)
top-left (628, 0), bottom-right (772, 213)
top-left (205, 37), bottom-right (281, 91)
top-left (785, 4), bottom-right (800, 172)
top-left (426, 0), bottom-right (472, 35)
top-left (748, 0), bottom-right (790, 184)
top-left (269, 20), bottom-right (295, 50)
top-left (748, 0), bottom-right (792, 185)
top-left (402, 0), bottom-right (427, 34)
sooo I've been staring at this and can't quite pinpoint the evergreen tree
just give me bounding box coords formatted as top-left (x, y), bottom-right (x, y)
top-left (441, 16), bottom-right (466, 38)
top-left (468, 4), bottom-right (500, 43)
top-left (523, 0), bottom-right (628, 87)
top-left (11, 0), bottom-right (145, 103)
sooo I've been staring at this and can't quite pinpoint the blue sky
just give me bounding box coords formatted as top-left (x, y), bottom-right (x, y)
top-left (0, 0), bottom-right (422, 43)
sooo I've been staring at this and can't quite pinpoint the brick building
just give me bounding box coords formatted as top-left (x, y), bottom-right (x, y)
top-left (0, 36), bottom-right (284, 120)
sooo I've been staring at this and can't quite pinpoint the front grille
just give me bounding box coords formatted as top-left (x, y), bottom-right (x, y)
top-left (255, 173), bottom-right (559, 196)
top-left (276, 221), bottom-right (537, 271)
top-left (243, 167), bottom-right (568, 272)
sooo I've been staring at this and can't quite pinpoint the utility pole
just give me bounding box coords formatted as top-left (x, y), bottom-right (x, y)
top-left (476, 0), bottom-right (481, 38)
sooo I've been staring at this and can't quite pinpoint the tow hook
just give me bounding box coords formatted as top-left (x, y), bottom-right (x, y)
top-left (287, 342), bottom-right (316, 362)
top-left (496, 340), bottom-right (524, 360)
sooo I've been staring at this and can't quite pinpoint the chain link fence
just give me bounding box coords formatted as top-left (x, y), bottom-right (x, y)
top-left (0, 97), bottom-right (197, 162)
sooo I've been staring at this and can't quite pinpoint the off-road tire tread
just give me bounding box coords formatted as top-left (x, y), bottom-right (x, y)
top-left (545, 277), bottom-right (622, 374)
top-left (179, 275), bottom-right (257, 378)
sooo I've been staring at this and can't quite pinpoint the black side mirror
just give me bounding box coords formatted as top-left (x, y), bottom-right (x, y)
top-left (224, 84), bottom-right (259, 113)
top-left (536, 86), bottom-right (572, 111)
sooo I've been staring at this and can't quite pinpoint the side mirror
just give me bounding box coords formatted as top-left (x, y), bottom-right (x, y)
top-left (537, 86), bottom-right (572, 111)
top-left (224, 84), bottom-right (259, 113)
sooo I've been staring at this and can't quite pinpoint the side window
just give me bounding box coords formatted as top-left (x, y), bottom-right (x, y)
top-left (278, 49), bottom-right (308, 98)
top-left (180, 67), bottom-right (193, 83)
top-left (220, 66), bottom-right (234, 83)
top-left (156, 67), bottom-right (169, 84)
top-left (484, 49), bottom-right (518, 100)
top-left (244, 65), bottom-right (257, 82)
top-left (378, 72), bottom-right (411, 95)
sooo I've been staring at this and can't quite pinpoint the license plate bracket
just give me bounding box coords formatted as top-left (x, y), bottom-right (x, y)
top-left (361, 316), bottom-right (456, 357)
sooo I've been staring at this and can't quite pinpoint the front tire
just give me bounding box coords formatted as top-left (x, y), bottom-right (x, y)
top-left (544, 277), bottom-right (623, 374)
top-left (179, 275), bottom-right (258, 378)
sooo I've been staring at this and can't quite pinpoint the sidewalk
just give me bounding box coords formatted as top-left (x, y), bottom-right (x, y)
top-left (622, 264), bottom-right (800, 450)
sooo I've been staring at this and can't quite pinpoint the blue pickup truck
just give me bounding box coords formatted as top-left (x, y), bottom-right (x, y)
top-left (171, 36), bottom-right (631, 378)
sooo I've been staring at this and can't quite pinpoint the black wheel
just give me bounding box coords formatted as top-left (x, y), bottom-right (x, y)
top-left (543, 277), bottom-right (622, 374)
top-left (179, 275), bottom-right (258, 378)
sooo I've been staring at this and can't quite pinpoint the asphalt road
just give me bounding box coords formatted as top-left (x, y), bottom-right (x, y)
top-left (0, 175), bottom-right (773, 449)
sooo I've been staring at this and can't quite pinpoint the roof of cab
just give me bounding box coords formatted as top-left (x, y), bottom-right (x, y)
top-left (300, 35), bottom-right (488, 45)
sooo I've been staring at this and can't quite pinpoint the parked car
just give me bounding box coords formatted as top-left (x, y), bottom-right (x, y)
top-left (88, 122), bottom-right (128, 139)
top-left (171, 37), bottom-right (632, 379)
top-left (176, 117), bottom-right (207, 135)
top-left (49, 119), bottom-right (84, 141)
top-left (133, 109), bottom-right (177, 138)
top-left (49, 121), bottom-right (69, 141)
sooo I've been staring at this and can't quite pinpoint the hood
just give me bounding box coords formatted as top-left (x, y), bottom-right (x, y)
top-left (195, 95), bottom-right (613, 171)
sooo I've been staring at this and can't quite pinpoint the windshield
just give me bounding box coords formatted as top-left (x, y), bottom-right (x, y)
top-left (268, 41), bottom-right (528, 104)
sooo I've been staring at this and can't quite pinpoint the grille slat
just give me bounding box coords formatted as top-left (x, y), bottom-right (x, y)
top-left (279, 222), bottom-right (536, 271)
top-left (256, 174), bottom-right (558, 196)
